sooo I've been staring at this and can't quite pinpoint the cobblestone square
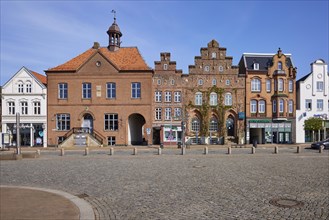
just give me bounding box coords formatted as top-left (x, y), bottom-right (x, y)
top-left (1, 147), bottom-right (328, 219)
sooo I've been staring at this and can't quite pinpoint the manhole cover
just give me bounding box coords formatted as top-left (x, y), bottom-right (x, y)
top-left (269, 198), bottom-right (304, 208)
top-left (76, 193), bottom-right (89, 198)
top-left (193, 165), bottom-right (206, 168)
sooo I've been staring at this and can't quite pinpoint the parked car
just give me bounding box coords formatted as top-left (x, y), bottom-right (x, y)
top-left (311, 138), bottom-right (329, 149)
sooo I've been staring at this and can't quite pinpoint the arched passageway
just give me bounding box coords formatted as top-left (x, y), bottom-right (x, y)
top-left (128, 113), bottom-right (146, 145)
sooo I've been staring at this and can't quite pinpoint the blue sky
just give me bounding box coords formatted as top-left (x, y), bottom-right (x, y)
top-left (1, 1), bottom-right (328, 85)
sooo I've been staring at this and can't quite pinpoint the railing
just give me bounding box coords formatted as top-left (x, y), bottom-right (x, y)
top-left (60, 127), bottom-right (104, 145)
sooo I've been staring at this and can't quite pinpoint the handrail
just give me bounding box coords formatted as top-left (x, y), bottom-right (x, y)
top-left (60, 127), bottom-right (104, 145)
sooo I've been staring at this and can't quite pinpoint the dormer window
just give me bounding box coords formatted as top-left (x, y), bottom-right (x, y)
top-left (253, 63), bottom-right (259, 70)
top-left (163, 64), bottom-right (168, 70)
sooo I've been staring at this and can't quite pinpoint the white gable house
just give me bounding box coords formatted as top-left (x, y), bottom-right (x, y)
top-left (1, 67), bottom-right (47, 147)
top-left (296, 59), bottom-right (329, 143)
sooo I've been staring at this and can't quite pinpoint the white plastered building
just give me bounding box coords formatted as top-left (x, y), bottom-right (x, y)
top-left (1, 67), bottom-right (47, 147)
top-left (296, 59), bottom-right (329, 143)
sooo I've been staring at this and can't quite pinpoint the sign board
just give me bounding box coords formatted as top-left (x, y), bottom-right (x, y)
top-left (146, 128), bottom-right (151, 135)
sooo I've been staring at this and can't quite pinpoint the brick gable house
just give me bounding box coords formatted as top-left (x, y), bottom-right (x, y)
top-left (46, 18), bottom-right (153, 147)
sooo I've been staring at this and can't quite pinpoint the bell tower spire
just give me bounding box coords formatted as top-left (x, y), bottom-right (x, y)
top-left (107, 10), bottom-right (122, 51)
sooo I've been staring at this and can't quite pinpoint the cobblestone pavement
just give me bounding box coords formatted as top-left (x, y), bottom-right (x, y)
top-left (1, 147), bottom-right (328, 220)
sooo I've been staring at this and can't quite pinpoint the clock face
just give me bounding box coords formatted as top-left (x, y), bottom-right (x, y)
top-left (306, 84), bottom-right (311, 89)
top-left (317, 73), bottom-right (322, 79)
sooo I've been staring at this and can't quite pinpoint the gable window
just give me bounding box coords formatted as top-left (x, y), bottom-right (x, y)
top-left (155, 108), bottom-right (162, 120)
top-left (58, 83), bottom-right (68, 99)
top-left (195, 92), bottom-right (202, 106)
top-left (165, 91), bottom-right (172, 102)
top-left (131, 82), bottom-right (141, 98)
top-left (253, 63), bottom-right (259, 70)
top-left (211, 52), bottom-right (216, 59)
top-left (288, 80), bottom-right (293, 92)
top-left (157, 79), bottom-right (162, 85)
top-left (225, 80), bottom-right (230, 86)
top-left (219, 66), bottom-right (224, 72)
top-left (20, 101), bottom-right (28, 115)
top-left (33, 102), bottom-right (41, 115)
top-left (8, 102), bottom-right (15, 115)
top-left (204, 66), bottom-right (210, 72)
top-left (18, 82), bottom-right (24, 93)
top-left (163, 64), bottom-right (168, 70)
top-left (266, 79), bottom-right (271, 92)
top-left (250, 100), bottom-right (257, 113)
top-left (225, 93), bottom-right (232, 106)
top-left (56, 114), bottom-right (70, 131)
top-left (174, 91), bottom-right (181, 102)
top-left (258, 100), bottom-right (265, 113)
top-left (26, 82), bottom-right (32, 93)
top-left (317, 81), bottom-right (324, 92)
top-left (305, 99), bottom-right (312, 111)
top-left (251, 78), bottom-right (261, 92)
top-left (198, 79), bottom-right (203, 85)
top-left (210, 92), bottom-right (217, 106)
top-left (170, 79), bottom-right (175, 85)
top-left (104, 113), bottom-right (118, 130)
top-left (155, 91), bottom-right (162, 102)
top-left (82, 83), bottom-right (92, 99)
top-left (106, 82), bottom-right (116, 99)
top-left (278, 61), bottom-right (282, 70)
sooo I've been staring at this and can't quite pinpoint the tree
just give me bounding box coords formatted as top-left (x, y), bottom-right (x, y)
top-left (304, 117), bottom-right (323, 141)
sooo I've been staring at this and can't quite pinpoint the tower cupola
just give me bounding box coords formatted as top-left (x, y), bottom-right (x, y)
top-left (107, 10), bottom-right (122, 51)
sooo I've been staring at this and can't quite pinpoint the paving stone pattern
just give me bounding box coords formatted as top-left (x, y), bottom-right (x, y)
top-left (1, 148), bottom-right (328, 220)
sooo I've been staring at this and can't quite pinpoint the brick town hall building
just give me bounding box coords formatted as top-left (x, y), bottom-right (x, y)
top-left (46, 17), bottom-right (153, 147)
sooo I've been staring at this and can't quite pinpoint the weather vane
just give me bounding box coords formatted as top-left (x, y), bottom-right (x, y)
top-left (111, 10), bottom-right (116, 21)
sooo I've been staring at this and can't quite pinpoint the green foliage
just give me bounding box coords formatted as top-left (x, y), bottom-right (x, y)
top-left (304, 117), bottom-right (323, 131)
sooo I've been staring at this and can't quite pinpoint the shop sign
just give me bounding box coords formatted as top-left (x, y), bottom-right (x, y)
top-left (238, 112), bottom-right (245, 120)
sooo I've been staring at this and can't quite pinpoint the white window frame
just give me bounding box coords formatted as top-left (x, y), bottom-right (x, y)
top-left (131, 82), bottom-right (141, 99)
top-left (278, 78), bottom-right (284, 92)
top-left (155, 108), bottom-right (162, 120)
top-left (273, 100), bottom-right (277, 113)
top-left (279, 99), bottom-right (284, 113)
top-left (174, 91), bottom-right (181, 102)
top-left (251, 78), bottom-right (261, 92)
top-left (317, 81), bottom-right (324, 92)
top-left (225, 79), bottom-right (230, 86)
top-left (165, 91), bottom-right (172, 102)
top-left (258, 100), bottom-right (265, 113)
top-left (289, 80), bottom-right (293, 92)
top-left (253, 63), bottom-right (259, 70)
top-left (195, 92), bottom-right (202, 106)
top-left (210, 92), bottom-right (218, 106)
top-left (163, 64), bottom-right (168, 70)
top-left (33, 101), bottom-right (41, 115)
top-left (58, 83), bottom-right (68, 99)
top-left (266, 79), bottom-right (271, 92)
top-left (198, 79), bottom-right (203, 85)
top-left (155, 91), bottom-right (162, 102)
top-left (305, 99), bottom-right (312, 111)
top-left (225, 93), bottom-right (232, 106)
top-left (211, 52), bottom-right (216, 59)
top-left (104, 113), bottom-right (118, 131)
top-left (20, 101), bottom-right (28, 115)
top-left (212, 78), bottom-right (217, 86)
top-left (165, 108), bottom-right (171, 120)
top-left (289, 100), bottom-right (293, 113)
top-left (82, 83), bottom-right (92, 99)
top-left (106, 82), bottom-right (116, 99)
top-left (204, 66), bottom-right (210, 72)
top-left (317, 99), bottom-right (323, 111)
top-left (250, 100), bottom-right (257, 113)
top-left (18, 82), bottom-right (24, 93)
top-left (174, 108), bottom-right (181, 118)
top-left (26, 82), bottom-right (32, 93)
top-left (8, 101), bottom-right (15, 115)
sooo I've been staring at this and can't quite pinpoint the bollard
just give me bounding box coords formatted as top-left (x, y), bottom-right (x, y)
top-left (274, 146), bottom-right (278, 154)
top-left (181, 146), bottom-right (185, 155)
top-left (133, 147), bottom-right (137, 155)
top-left (228, 147), bottom-right (231, 155)
top-left (158, 147), bottom-right (162, 155)
top-left (252, 147), bottom-right (255, 154)
top-left (319, 146), bottom-right (324, 153)
top-left (36, 149), bottom-right (41, 156)
top-left (204, 147), bottom-right (208, 155)
top-left (110, 147), bottom-right (114, 156)
top-left (85, 147), bottom-right (89, 156)
top-left (297, 146), bottom-right (301, 154)
top-left (60, 148), bottom-right (65, 156)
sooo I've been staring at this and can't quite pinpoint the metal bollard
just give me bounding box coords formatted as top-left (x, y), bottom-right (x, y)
top-left (297, 146), bottom-right (301, 154)
top-left (319, 146), bottom-right (324, 153)
top-left (252, 147), bottom-right (255, 154)
top-left (274, 146), bottom-right (278, 154)
top-left (204, 147), bottom-right (208, 155)
top-left (36, 149), bottom-right (41, 156)
top-left (85, 147), bottom-right (89, 156)
top-left (110, 147), bottom-right (114, 156)
top-left (158, 147), bottom-right (162, 155)
top-left (60, 148), bottom-right (65, 156)
top-left (228, 147), bottom-right (231, 155)
top-left (181, 146), bottom-right (185, 155)
top-left (133, 147), bottom-right (137, 155)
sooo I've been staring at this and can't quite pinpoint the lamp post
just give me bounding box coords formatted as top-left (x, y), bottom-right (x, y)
top-left (16, 113), bottom-right (21, 155)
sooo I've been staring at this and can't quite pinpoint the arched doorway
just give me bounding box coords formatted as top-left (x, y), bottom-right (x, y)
top-left (82, 113), bottom-right (93, 133)
top-left (128, 113), bottom-right (146, 145)
top-left (226, 116), bottom-right (235, 137)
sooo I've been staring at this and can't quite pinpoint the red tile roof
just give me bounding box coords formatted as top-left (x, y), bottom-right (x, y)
top-left (47, 47), bottom-right (150, 72)
top-left (31, 70), bottom-right (47, 85)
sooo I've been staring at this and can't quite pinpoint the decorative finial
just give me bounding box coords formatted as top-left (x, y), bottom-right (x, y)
top-left (111, 10), bottom-right (116, 21)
